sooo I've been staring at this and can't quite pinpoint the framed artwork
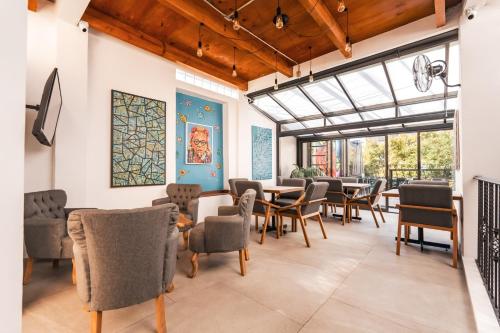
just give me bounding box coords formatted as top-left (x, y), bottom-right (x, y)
top-left (111, 90), bottom-right (166, 187)
top-left (252, 125), bottom-right (272, 180)
top-left (185, 122), bottom-right (213, 164)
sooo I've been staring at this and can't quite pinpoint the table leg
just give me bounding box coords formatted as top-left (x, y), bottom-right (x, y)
top-left (271, 193), bottom-right (276, 228)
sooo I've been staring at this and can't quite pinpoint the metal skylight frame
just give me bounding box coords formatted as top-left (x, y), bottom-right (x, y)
top-left (246, 30), bottom-right (459, 139)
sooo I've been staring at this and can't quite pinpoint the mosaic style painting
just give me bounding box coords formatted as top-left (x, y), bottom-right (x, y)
top-left (176, 92), bottom-right (223, 191)
top-left (111, 90), bottom-right (166, 187)
top-left (252, 126), bottom-right (272, 180)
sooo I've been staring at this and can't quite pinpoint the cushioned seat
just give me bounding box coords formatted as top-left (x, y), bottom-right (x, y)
top-left (275, 198), bottom-right (297, 207)
top-left (188, 223), bottom-right (205, 253)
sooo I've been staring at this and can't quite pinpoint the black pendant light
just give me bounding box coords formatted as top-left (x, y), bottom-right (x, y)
top-left (273, 0), bottom-right (289, 29)
top-left (232, 47), bottom-right (238, 77)
top-left (232, 0), bottom-right (241, 30)
top-left (344, 8), bottom-right (352, 53)
top-left (274, 52), bottom-right (279, 90)
top-left (308, 46), bottom-right (314, 83)
top-left (196, 23), bottom-right (203, 58)
top-left (337, 0), bottom-right (346, 12)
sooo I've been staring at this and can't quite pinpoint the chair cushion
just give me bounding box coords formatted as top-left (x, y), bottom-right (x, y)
top-left (189, 223), bottom-right (206, 253)
top-left (275, 198), bottom-right (296, 207)
top-left (24, 190), bottom-right (67, 219)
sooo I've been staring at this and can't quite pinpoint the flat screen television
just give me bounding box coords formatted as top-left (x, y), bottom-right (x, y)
top-left (28, 68), bottom-right (62, 146)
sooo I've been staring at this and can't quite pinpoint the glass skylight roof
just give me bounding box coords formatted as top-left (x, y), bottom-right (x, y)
top-left (273, 88), bottom-right (321, 117)
top-left (248, 35), bottom-right (458, 139)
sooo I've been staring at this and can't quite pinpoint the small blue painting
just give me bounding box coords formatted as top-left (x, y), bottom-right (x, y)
top-left (176, 92), bottom-right (223, 191)
top-left (252, 126), bottom-right (272, 180)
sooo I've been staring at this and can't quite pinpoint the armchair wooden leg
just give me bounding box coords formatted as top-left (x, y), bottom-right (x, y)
top-left (90, 311), bottom-right (102, 333)
top-left (292, 218), bottom-right (297, 232)
top-left (316, 214), bottom-right (327, 239)
top-left (255, 215), bottom-right (259, 231)
top-left (189, 252), bottom-right (199, 278)
top-left (52, 259), bottom-right (59, 268)
top-left (341, 204), bottom-right (346, 225)
top-left (155, 295), bottom-right (167, 333)
top-left (369, 204), bottom-right (380, 228)
top-left (396, 217), bottom-right (402, 255)
top-left (260, 210), bottom-right (271, 244)
top-left (452, 218), bottom-right (458, 268)
top-left (183, 231), bottom-right (189, 250)
top-left (244, 247), bottom-right (250, 261)
top-left (377, 204), bottom-right (386, 223)
top-left (276, 215), bottom-right (281, 239)
top-left (404, 226), bottom-right (409, 245)
top-left (72, 258), bottom-right (76, 285)
top-left (23, 257), bottom-right (33, 285)
top-left (238, 250), bottom-right (246, 276)
top-left (298, 215), bottom-right (310, 248)
top-left (166, 283), bottom-right (175, 293)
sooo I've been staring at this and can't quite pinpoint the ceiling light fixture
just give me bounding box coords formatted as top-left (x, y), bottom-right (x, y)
top-left (344, 8), bottom-right (352, 53)
top-left (337, 0), bottom-right (346, 12)
top-left (274, 52), bottom-right (279, 90)
top-left (273, 0), bottom-right (289, 29)
top-left (197, 23), bottom-right (203, 58)
top-left (296, 64), bottom-right (302, 78)
top-left (308, 46), bottom-right (314, 83)
top-left (232, 47), bottom-right (238, 77)
top-left (232, 0), bottom-right (241, 30)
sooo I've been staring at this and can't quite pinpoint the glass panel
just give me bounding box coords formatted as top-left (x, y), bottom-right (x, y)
top-left (332, 139), bottom-right (344, 177)
top-left (446, 97), bottom-right (458, 110)
top-left (281, 122), bottom-right (305, 131)
top-left (420, 130), bottom-right (454, 183)
top-left (388, 133), bottom-right (418, 188)
top-left (253, 96), bottom-right (294, 121)
top-left (338, 64), bottom-right (393, 107)
top-left (447, 42), bottom-right (460, 93)
top-left (386, 46), bottom-right (445, 100)
top-left (348, 137), bottom-right (386, 178)
top-left (362, 107), bottom-right (396, 120)
top-left (310, 141), bottom-right (330, 175)
top-left (273, 88), bottom-right (321, 117)
top-left (302, 78), bottom-right (353, 113)
top-left (330, 113), bottom-right (362, 124)
top-left (399, 100), bottom-right (444, 116)
top-left (303, 118), bottom-right (326, 128)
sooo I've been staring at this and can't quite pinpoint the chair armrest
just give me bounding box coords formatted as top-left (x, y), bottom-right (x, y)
top-left (24, 217), bottom-right (67, 258)
top-left (218, 205), bottom-right (239, 216)
top-left (255, 198), bottom-right (281, 209)
top-left (64, 208), bottom-right (97, 219)
top-left (205, 215), bottom-right (245, 252)
top-left (163, 228), bottom-right (178, 288)
top-left (188, 198), bottom-right (199, 223)
top-left (396, 204), bottom-right (457, 215)
top-left (152, 197), bottom-right (171, 206)
top-left (67, 211), bottom-right (91, 304)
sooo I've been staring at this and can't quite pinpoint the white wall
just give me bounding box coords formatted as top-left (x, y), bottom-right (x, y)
top-left (459, 0), bottom-right (500, 258)
top-left (280, 136), bottom-right (297, 177)
top-left (0, 0), bottom-right (26, 331)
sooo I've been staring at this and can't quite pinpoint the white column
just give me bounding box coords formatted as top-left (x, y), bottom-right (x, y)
top-left (0, 0), bottom-right (26, 331)
top-left (53, 19), bottom-right (89, 206)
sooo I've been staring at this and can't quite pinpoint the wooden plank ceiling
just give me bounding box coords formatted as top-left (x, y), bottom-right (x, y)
top-left (83, 0), bottom-right (460, 91)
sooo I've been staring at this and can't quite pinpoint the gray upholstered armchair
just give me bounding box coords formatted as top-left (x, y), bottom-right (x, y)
top-left (67, 204), bottom-right (179, 333)
top-left (188, 189), bottom-right (256, 278)
top-left (152, 183), bottom-right (202, 249)
top-left (228, 178), bottom-right (248, 204)
top-left (23, 189), bottom-right (84, 285)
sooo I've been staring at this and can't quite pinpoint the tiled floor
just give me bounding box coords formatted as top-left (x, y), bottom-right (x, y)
top-left (22, 210), bottom-right (476, 332)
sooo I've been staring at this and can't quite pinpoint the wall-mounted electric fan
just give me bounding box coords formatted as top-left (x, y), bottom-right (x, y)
top-left (412, 55), bottom-right (461, 92)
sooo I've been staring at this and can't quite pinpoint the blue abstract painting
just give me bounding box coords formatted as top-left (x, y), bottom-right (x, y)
top-left (176, 92), bottom-right (223, 191)
top-left (252, 126), bottom-right (272, 180)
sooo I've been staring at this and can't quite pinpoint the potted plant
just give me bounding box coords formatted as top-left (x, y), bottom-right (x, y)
top-left (290, 165), bottom-right (324, 178)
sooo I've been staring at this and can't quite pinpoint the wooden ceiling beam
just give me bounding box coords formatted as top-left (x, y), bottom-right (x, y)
top-left (297, 0), bottom-right (351, 58)
top-left (82, 7), bottom-right (248, 90)
top-left (28, 0), bottom-right (37, 12)
top-left (434, 0), bottom-right (446, 27)
top-left (158, 0), bottom-right (294, 77)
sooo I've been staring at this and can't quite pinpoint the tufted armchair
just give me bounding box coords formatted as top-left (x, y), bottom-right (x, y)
top-left (68, 204), bottom-right (179, 332)
top-left (23, 189), bottom-right (86, 285)
top-left (152, 183), bottom-right (202, 249)
top-left (188, 189), bottom-right (256, 278)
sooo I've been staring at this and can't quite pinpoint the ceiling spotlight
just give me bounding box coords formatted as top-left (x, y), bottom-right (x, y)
top-left (337, 0), bottom-right (346, 12)
top-left (232, 0), bottom-right (241, 30)
top-left (197, 23), bottom-right (203, 57)
top-left (273, 0), bottom-right (289, 29)
top-left (232, 47), bottom-right (238, 77)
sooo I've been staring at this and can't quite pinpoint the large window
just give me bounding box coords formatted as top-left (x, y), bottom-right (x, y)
top-left (310, 141), bottom-right (330, 175)
top-left (388, 133), bottom-right (418, 187)
top-left (420, 131), bottom-right (453, 180)
top-left (347, 137), bottom-right (386, 178)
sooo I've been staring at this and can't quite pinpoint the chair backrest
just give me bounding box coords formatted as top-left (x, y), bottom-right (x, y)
top-left (238, 189), bottom-right (257, 245)
top-left (301, 182), bottom-right (329, 216)
top-left (166, 183), bottom-right (202, 211)
top-left (322, 179), bottom-right (345, 204)
top-left (276, 176), bottom-right (284, 186)
top-left (370, 179), bottom-right (387, 205)
top-left (304, 177), bottom-right (314, 189)
top-left (399, 184), bottom-right (453, 228)
top-left (313, 176), bottom-right (334, 181)
top-left (235, 181), bottom-right (267, 214)
top-left (228, 178), bottom-right (248, 196)
top-left (340, 177), bottom-right (358, 184)
top-left (280, 178), bottom-right (306, 199)
top-left (409, 180), bottom-right (449, 187)
top-left (68, 204), bottom-right (179, 311)
top-left (24, 189), bottom-right (67, 219)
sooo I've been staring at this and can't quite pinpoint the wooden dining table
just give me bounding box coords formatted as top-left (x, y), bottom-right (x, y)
top-left (382, 188), bottom-right (464, 252)
top-left (262, 185), bottom-right (304, 232)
